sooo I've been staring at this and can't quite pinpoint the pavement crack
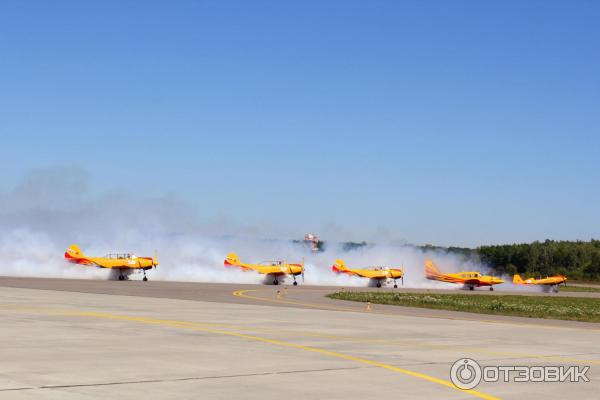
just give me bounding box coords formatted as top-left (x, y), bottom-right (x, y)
top-left (0, 366), bottom-right (370, 392)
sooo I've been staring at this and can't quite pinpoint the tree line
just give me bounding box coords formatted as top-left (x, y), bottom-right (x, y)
top-left (475, 240), bottom-right (600, 281)
top-left (313, 238), bottom-right (600, 281)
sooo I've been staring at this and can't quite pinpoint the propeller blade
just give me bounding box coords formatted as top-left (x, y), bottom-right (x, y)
top-left (402, 264), bottom-right (404, 285)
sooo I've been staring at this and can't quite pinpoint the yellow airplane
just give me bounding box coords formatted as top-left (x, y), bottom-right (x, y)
top-left (64, 244), bottom-right (158, 281)
top-left (224, 253), bottom-right (304, 285)
top-left (513, 274), bottom-right (567, 292)
top-left (332, 259), bottom-right (404, 288)
top-left (425, 260), bottom-right (504, 291)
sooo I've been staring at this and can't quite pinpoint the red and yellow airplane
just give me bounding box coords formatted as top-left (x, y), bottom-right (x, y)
top-left (332, 259), bottom-right (404, 288)
top-left (64, 244), bottom-right (158, 281)
top-left (513, 274), bottom-right (567, 292)
top-left (425, 260), bottom-right (504, 291)
top-left (224, 253), bottom-right (304, 285)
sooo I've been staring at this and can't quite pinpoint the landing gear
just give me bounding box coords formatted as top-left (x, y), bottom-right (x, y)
top-left (293, 281), bottom-right (298, 286)
top-left (489, 287), bottom-right (494, 291)
top-left (273, 278), bottom-right (279, 285)
top-left (469, 286), bottom-right (474, 291)
top-left (376, 281), bottom-right (382, 288)
top-left (118, 274), bottom-right (125, 281)
top-left (393, 279), bottom-right (398, 288)
top-left (142, 270), bottom-right (148, 282)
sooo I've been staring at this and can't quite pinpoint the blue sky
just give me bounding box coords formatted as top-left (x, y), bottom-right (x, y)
top-left (0, 0), bottom-right (599, 247)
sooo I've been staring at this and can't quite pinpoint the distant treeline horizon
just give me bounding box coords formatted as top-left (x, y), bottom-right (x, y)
top-left (313, 239), bottom-right (600, 281)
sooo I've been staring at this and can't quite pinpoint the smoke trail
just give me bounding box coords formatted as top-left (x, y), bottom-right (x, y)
top-left (0, 225), bottom-right (489, 289)
top-left (0, 167), bottom-right (505, 289)
top-left (0, 229), bottom-right (110, 279)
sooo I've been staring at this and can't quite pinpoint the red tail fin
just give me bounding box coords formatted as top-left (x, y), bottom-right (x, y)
top-left (332, 259), bottom-right (348, 273)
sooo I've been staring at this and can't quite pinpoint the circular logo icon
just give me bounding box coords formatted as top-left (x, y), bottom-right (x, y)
top-left (450, 358), bottom-right (482, 390)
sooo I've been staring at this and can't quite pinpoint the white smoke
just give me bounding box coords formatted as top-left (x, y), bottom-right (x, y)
top-left (0, 167), bottom-right (503, 289)
top-left (0, 228), bottom-right (110, 279)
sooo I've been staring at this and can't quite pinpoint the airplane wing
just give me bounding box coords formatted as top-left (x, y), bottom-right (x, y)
top-left (255, 266), bottom-right (290, 275)
top-left (535, 277), bottom-right (565, 285)
top-left (76, 258), bottom-right (126, 269)
top-left (463, 278), bottom-right (484, 286)
top-left (355, 270), bottom-right (387, 279)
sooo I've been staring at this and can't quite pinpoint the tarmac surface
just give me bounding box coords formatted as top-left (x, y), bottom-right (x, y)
top-left (1, 277), bottom-right (599, 399)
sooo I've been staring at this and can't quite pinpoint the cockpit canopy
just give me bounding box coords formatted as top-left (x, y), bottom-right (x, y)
top-left (104, 253), bottom-right (136, 260)
top-left (261, 260), bottom-right (283, 266)
top-left (369, 266), bottom-right (390, 271)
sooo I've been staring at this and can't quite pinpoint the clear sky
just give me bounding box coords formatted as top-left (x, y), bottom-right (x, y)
top-left (0, 0), bottom-right (598, 247)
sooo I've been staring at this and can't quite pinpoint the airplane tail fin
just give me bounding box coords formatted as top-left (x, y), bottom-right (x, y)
top-left (424, 260), bottom-right (442, 278)
top-left (64, 244), bottom-right (91, 265)
top-left (65, 244), bottom-right (84, 261)
top-left (331, 259), bottom-right (348, 273)
top-left (513, 274), bottom-right (523, 284)
top-left (225, 252), bottom-right (240, 266)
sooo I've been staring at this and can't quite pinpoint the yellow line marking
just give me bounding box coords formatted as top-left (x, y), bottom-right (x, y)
top-left (3, 302), bottom-right (598, 366)
top-left (231, 290), bottom-right (600, 364)
top-left (0, 305), bottom-right (499, 400)
top-left (232, 289), bottom-right (364, 312)
top-left (232, 289), bottom-right (600, 333)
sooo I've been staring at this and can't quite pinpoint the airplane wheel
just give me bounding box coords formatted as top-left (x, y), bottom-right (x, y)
top-left (143, 277), bottom-right (148, 282)
top-left (118, 275), bottom-right (124, 281)
top-left (469, 286), bottom-right (474, 291)
top-left (376, 282), bottom-right (382, 288)
top-left (489, 287), bottom-right (494, 291)
top-left (394, 284), bottom-right (398, 288)
top-left (293, 281), bottom-right (298, 286)
top-left (273, 279), bottom-right (279, 285)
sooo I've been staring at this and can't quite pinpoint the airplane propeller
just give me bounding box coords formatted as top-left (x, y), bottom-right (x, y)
top-left (402, 264), bottom-right (404, 285)
top-left (153, 250), bottom-right (158, 269)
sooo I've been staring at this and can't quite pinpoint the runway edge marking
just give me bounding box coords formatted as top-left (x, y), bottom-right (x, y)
top-left (232, 289), bottom-right (600, 332)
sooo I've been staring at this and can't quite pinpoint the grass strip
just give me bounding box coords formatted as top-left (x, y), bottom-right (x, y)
top-left (327, 291), bottom-right (600, 322)
top-left (560, 285), bottom-right (600, 293)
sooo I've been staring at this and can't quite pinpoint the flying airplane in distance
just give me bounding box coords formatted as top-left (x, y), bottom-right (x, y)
top-left (331, 259), bottom-right (404, 288)
top-left (64, 244), bottom-right (158, 281)
top-left (425, 260), bottom-right (504, 291)
top-left (513, 274), bottom-right (567, 292)
top-left (224, 253), bottom-right (304, 285)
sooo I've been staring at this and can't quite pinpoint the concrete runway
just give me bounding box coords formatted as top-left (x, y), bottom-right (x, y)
top-left (1, 277), bottom-right (599, 399)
